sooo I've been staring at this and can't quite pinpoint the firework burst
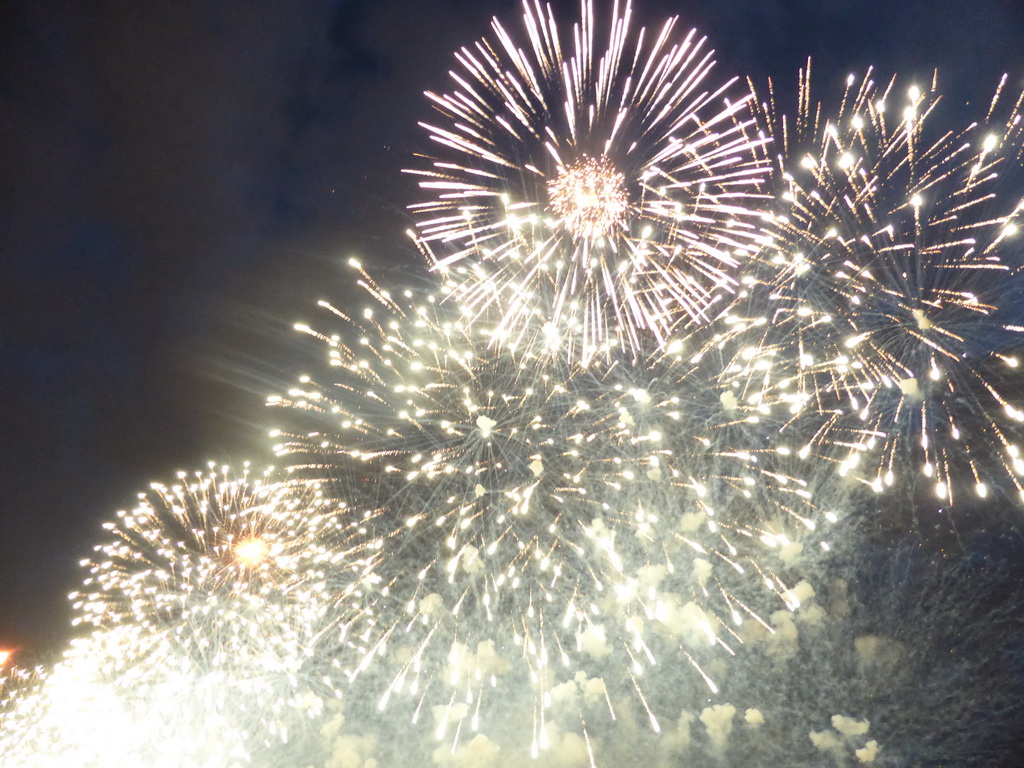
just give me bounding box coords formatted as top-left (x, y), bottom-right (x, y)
top-left (268, 261), bottom-right (837, 762)
top-left (0, 626), bottom-right (258, 767)
top-left (738, 67), bottom-right (1024, 508)
top-left (69, 464), bottom-right (376, 743)
top-left (0, 620), bottom-right (360, 767)
top-left (407, 0), bottom-right (769, 362)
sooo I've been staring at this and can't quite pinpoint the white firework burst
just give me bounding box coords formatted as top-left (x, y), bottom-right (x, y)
top-left (742, 67), bottom-right (1024, 507)
top-left (408, 0), bottom-right (770, 362)
top-left (267, 262), bottom-right (836, 762)
top-left (69, 464), bottom-right (376, 743)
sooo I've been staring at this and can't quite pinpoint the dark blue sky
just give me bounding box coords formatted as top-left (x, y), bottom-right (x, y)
top-left (3, 0), bottom-right (1024, 654)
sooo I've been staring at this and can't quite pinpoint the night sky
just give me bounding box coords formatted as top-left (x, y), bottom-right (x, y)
top-left (3, 0), bottom-right (1024, 658)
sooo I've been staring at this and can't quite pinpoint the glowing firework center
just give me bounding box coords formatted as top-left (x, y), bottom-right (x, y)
top-left (547, 155), bottom-right (628, 242)
top-left (234, 536), bottom-right (271, 568)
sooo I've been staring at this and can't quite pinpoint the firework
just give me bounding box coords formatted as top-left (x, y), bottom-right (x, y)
top-left (0, 626), bottom-right (258, 767)
top-left (738, 68), bottom-right (1024, 508)
top-left (9, 3), bottom-right (1024, 766)
top-left (407, 0), bottom-right (769, 362)
top-left (268, 261), bottom-right (837, 762)
top-left (74, 464), bottom-right (367, 623)
top-left (69, 464), bottom-right (376, 746)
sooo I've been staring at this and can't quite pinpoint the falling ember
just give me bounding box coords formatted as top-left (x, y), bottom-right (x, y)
top-left (547, 156), bottom-right (628, 241)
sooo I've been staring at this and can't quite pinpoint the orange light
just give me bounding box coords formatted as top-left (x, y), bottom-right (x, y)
top-left (0, 649), bottom-right (12, 668)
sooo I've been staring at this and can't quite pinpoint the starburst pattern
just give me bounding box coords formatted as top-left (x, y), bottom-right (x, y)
top-left (64, 464), bottom-right (377, 752)
top-left (408, 0), bottom-right (769, 362)
top-left (739, 68), bottom-right (1024, 506)
top-left (74, 464), bottom-right (369, 630)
